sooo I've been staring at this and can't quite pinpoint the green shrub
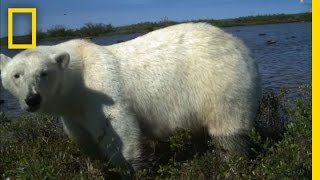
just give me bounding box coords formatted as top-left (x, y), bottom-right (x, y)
top-left (0, 114), bottom-right (108, 179)
top-left (77, 23), bottom-right (114, 37)
top-left (0, 12), bottom-right (311, 46)
top-left (46, 25), bottom-right (75, 38)
top-left (0, 85), bottom-right (311, 179)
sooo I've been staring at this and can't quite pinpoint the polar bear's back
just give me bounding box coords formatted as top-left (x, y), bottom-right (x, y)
top-left (106, 23), bottom-right (261, 138)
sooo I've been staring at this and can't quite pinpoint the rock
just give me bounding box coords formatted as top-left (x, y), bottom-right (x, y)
top-left (84, 37), bottom-right (93, 41)
top-left (267, 40), bottom-right (277, 45)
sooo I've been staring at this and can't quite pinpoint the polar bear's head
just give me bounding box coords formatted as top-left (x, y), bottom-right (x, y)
top-left (0, 49), bottom-right (70, 113)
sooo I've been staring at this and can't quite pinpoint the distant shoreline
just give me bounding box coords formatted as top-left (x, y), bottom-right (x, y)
top-left (0, 12), bottom-right (311, 46)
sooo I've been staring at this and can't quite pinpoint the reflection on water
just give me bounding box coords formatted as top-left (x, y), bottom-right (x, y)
top-left (0, 22), bottom-right (311, 117)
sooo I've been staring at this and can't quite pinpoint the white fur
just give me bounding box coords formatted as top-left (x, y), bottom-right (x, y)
top-left (0, 23), bottom-right (261, 173)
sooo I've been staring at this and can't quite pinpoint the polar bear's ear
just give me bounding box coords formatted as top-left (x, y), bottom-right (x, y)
top-left (0, 54), bottom-right (11, 72)
top-left (52, 52), bottom-right (70, 70)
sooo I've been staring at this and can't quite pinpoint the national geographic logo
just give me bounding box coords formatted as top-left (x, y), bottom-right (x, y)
top-left (8, 8), bottom-right (37, 49)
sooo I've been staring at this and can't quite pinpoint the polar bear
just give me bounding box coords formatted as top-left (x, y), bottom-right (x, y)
top-left (0, 23), bottom-right (261, 174)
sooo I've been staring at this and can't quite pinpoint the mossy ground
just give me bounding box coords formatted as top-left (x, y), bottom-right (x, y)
top-left (0, 85), bottom-right (311, 179)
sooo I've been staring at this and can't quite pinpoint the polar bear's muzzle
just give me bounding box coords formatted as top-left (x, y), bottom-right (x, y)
top-left (25, 93), bottom-right (42, 112)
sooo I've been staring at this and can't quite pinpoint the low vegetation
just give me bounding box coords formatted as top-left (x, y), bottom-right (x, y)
top-left (1, 12), bottom-right (311, 45)
top-left (0, 85), bottom-right (311, 179)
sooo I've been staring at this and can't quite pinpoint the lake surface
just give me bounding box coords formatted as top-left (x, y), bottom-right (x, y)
top-left (0, 22), bottom-right (311, 117)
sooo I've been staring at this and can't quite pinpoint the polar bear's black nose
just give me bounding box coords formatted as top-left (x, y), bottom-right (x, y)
top-left (25, 93), bottom-right (42, 108)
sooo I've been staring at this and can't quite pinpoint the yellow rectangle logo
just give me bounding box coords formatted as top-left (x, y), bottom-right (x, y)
top-left (8, 8), bottom-right (37, 49)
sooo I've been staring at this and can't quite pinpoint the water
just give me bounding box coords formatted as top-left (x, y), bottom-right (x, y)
top-left (0, 22), bottom-right (311, 117)
top-left (224, 23), bottom-right (311, 92)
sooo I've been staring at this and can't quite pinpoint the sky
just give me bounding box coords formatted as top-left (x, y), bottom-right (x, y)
top-left (0, 0), bottom-right (312, 37)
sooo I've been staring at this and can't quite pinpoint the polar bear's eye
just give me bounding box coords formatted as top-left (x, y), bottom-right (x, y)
top-left (14, 74), bottom-right (20, 79)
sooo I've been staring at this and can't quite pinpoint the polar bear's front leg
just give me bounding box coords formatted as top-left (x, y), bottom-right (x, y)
top-left (101, 105), bottom-right (143, 171)
top-left (61, 114), bottom-right (137, 175)
top-left (61, 116), bottom-right (106, 159)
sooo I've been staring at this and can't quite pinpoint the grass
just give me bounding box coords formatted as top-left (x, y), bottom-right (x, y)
top-left (0, 85), bottom-right (311, 179)
top-left (1, 12), bottom-right (311, 45)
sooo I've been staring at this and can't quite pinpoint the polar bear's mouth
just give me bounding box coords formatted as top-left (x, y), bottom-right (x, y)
top-left (25, 93), bottom-right (42, 112)
top-left (26, 104), bottom-right (40, 112)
